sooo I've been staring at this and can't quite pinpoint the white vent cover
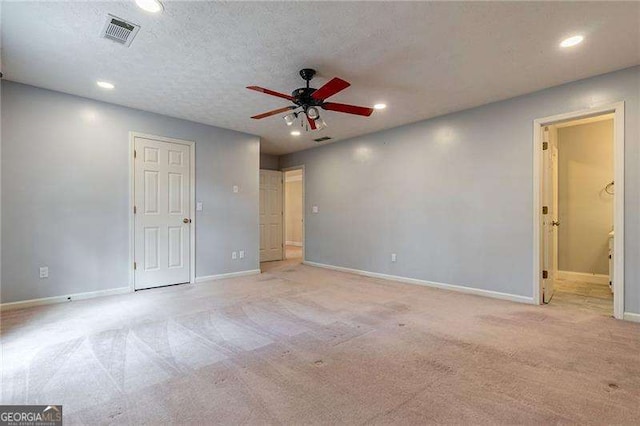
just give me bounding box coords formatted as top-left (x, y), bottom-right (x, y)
top-left (101, 14), bottom-right (140, 47)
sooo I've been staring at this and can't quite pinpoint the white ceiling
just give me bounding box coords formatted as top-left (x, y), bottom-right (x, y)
top-left (2, 2), bottom-right (639, 155)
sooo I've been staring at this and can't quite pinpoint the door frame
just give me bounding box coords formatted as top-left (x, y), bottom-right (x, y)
top-left (282, 165), bottom-right (305, 262)
top-left (532, 102), bottom-right (624, 319)
top-left (129, 132), bottom-right (196, 291)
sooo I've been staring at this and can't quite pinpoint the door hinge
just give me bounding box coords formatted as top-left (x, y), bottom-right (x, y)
top-left (542, 270), bottom-right (548, 279)
top-left (133, 206), bottom-right (137, 214)
top-left (542, 142), bottom-right (548, 150)
top-left (542, 206), bottom-right (548, 215)
top-left (134, 262), bottom-right (137, 270)
top-left (134, 150), bottom-right (137, 158)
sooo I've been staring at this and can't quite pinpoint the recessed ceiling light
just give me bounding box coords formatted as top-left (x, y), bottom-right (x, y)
top-left (374, 103), bottom-right (387, 110)
top-left (135, 0), bottom-right (164, 13)
top-left (560, 35), bottom-right (584, 48)
top-left (96, 81), bottom-right (115, 89)
top-left (291, 130), bottom-right (301, 136)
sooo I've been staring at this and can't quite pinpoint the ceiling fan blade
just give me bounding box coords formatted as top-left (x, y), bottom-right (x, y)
top-left (322, 102), bottom-right (374, 117)
top-left (307, 114), bottom-right (317, 130)
top-left (247, 86), bottom-right (294, 101)
top-left (251, 106), bottom-right (296, 119)
top-left (311, 77), bottom-right (350, 101)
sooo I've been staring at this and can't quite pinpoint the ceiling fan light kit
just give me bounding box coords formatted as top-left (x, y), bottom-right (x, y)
top-left (306, 106), bottom-right (320, 120)
top-left (315, 117), bottom-right (327, 130)
top-left (283, 113), bottom-right (297, 126)
top-left (247, 68), bottom-right (375, 135)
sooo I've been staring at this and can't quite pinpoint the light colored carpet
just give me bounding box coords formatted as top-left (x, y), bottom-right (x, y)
top-left (2, 261), bottom-right (640, 424)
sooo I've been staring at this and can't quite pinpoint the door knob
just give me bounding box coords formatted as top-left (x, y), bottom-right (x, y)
top-left (183, 218), bottom-right (191, 224)
top-left (552, 221), bottom-right (560, 227)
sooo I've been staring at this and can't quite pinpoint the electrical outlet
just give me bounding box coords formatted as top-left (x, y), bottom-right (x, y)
top-left (312, 205), bottom-right (319, 214)
top-left (239, 250), bottom-right (245, 259)
top-left (391, 253), bottom-right (397, 263)
top-left (196, 202), bottom-right (203, 211)
top-left (233, 185), bottom-right (239, 193)
top-left (39, 266), bottom-right (49, 278)
top-left (232, 251), bottom-right (237, 260)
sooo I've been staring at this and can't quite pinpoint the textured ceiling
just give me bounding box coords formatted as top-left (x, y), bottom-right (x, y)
top-left (2, 2), bottom-right (639, 155)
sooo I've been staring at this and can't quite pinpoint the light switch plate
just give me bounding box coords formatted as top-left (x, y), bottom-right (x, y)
top-left (232, 251), bottom-right (237, 260)
top-left (312, 205), bottom-right (319, 214)
top-left (233, 185), bottom-right (239, 193)
top-left (391, 253), bottom-right (397, 263)
top-left (196, 202), bottom-right (203, 211)
top-left (39, 266), bottom-right (49, 278)
top-left (239, 250), bottom-right (245, 259)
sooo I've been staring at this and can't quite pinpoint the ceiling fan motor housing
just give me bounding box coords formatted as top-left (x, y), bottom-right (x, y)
top-left (293, 69), bottom-right (321, 111)
top-left (291, 87), bottom-right (322, 109)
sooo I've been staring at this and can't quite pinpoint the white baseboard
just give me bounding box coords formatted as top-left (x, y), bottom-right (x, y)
top-left (303, 261), bottom-right (534, 305)
top-left (0, 286), bottom-right (131, 312)
top-left (623, 312), bottom-right (640, 323)
top-left (556, 270), bottom-right (609, 285)
top-left (0, 269), bottom-right (262, 311)
top-left (285, 241), bottom-right (303, 247)
top-left (195, 269), bottom-right (261, 283)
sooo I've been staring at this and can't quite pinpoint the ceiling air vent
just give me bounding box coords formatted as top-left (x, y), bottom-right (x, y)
top-left (314, 136), bottom-right (332, 143)
top-left (101, 15), bottom-right (140, 47)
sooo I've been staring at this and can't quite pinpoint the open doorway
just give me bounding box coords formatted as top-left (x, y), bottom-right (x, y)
top-left (283, 167), bottom-right (304, 263)
top-left (534, 103), bottom-right (624, 319)
top-left (547, 114), bottom-right (614, 315)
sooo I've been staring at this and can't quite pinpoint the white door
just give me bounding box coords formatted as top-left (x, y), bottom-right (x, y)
top-left (542, 126), bottom-right (559, 303)
top-left (134, 136), bottom-right (191, 290)
top-left (260, 170), bottom-right (283, 262)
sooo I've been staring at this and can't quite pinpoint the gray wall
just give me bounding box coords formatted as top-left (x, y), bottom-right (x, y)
top-left (1, 81), bottom-right (260, 303)
top-left (260, 153), bottom-right (280, 170)
top-left (557, 119), bottom-right (613, 275)
top-left (281, 66), bottom-right (640, 313)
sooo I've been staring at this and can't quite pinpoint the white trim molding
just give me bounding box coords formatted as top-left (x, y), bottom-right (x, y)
top-left (556, 271), bottom-right (609, 285)
top-left (532, 102), bottom-right (625, 320)
top-left (129, 132), bottom-right (197, 291)
top-left (195, 269), bottom-right (261, 283)
top-left (623, 312), bottom-right (640, 323)
top-left (304, 261), bottom-right (534, 305)
top-left (0, 287), bottom-right (131, 312)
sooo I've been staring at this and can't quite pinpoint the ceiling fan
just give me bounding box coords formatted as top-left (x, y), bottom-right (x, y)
top-left (247, 68), bottom-right (374, 131)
